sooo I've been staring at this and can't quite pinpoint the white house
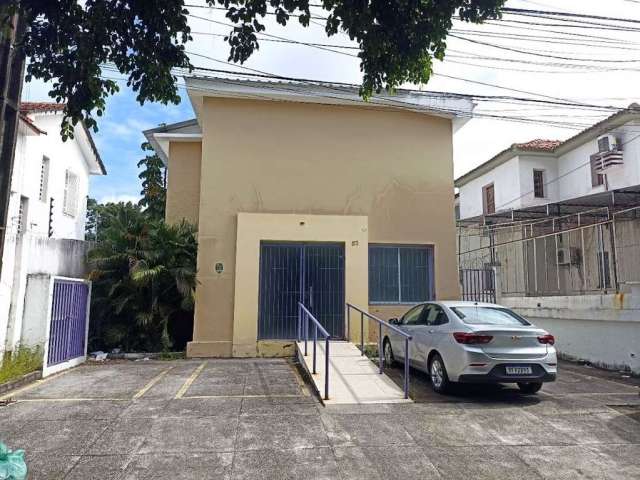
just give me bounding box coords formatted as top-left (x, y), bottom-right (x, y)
top-left (0, 102), bottom-right (106, 355)
top-left (455, 104), bottom-right (640, 374)
top-left (456, 103), bottom-right (640, 220)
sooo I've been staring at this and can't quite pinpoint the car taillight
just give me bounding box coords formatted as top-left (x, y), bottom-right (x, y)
top-left (453, 332), bottom-right (493, 344)
top-left (538, 334), bottom-right (555, 345)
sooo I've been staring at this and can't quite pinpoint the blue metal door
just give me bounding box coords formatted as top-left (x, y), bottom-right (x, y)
top-left (48, 279), bottom-right (89, 366)
top-left (258, 243), bottom-right (345, 340)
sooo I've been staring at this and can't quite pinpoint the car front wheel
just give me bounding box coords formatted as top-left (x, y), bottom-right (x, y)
top-left (429, 353), bottom-right (450, 394)
top-left (517, 382), bottom-right (543, 394)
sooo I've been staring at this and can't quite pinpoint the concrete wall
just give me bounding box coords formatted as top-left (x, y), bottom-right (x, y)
top-left (1, 234), bottom-right (91, 353)
top-left (518, 154), bottom-right (559, 207)
top-left (166, 142), bottom-right (201, 225)
top-left (556, 122), bottom-right (640, 199)
top-left (167, 97), bottom-right (461, 357)
top-left (458, 156), bottom-right (522, 219)
top-left (501, 293), bottom-right (640, 374)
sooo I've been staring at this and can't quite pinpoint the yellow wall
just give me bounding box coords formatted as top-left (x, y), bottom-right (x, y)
top-left (233, 213), bottom-right (368, 356)
top-left (170, 97), bottom-right (459, 357)
top-left (166, 142), bottom-right (201, 225)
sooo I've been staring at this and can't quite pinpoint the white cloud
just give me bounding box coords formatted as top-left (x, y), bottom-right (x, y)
top-left (98, 194), bottom-right (140, 205)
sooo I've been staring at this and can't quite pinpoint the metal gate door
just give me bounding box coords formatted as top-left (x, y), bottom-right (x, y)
top-left (48, 279), bottom-right (90, 366)
top-left (258, 243), bottom-right (345, 340)
top-left (459, 268), bottom-right (496, 303)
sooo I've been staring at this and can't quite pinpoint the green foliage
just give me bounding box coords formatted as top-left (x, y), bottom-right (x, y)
top-left (7, 0), bottom-right (504, 137)
top-left (137, 142), bottom-right (166, 221)
top-left (157, 351), bottom-right (186, 361)
top-left (0, 345), bottom-right (43, 384)
top-left (87, 202), bottom-right (197, 352)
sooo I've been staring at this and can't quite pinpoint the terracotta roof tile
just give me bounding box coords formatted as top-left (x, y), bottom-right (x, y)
top-left (513, 139), bottom-right (562, 152)
top-left (19, 101), bottom-right (66, 114)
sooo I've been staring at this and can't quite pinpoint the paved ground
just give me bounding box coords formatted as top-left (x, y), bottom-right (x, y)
top-left (0, 358), bottom-right (638, 479)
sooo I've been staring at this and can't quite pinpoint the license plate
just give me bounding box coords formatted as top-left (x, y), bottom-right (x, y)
top-left (505, 366), bottom-right (532, 375)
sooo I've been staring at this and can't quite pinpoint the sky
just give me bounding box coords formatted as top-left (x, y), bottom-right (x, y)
top-left (22, 0), bottom-right (640, 204)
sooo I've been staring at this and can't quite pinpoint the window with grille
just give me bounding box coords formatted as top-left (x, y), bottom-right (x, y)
top-left (369, 245), bottom-right (434, 303)
top-left (533, 169), bottom-right (545, 198)
top-left (483, 183), bottom-right (495, 214)
top-left (39, 156), bottom-right (50, 201)
top-left (63, 169), bottom-right (79, 217)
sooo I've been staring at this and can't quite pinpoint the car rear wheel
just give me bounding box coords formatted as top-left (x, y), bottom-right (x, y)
top-left (517, 382), bottom-right (543, 394)
top-left (429, 353), bottom-right (450, 394)
top-left (383, 338), bottom-right (396, 367)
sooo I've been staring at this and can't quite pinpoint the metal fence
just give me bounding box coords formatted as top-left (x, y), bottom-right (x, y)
top-left (460, 269), bottom-right (496, 303)
top-left (458, 206), bottom-right (640, 297)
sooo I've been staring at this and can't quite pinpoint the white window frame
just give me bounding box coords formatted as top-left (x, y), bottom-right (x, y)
top-left (63, 169), bottom-right (79, 217)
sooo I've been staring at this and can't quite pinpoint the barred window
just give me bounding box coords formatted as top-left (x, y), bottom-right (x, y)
top-left (533, 169), bottom-right (545, 198)
top-left (369, 245), bottom-right (434, 303)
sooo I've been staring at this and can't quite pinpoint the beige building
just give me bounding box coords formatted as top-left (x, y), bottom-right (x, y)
top-left (145, 76), bottom-right (474, 358)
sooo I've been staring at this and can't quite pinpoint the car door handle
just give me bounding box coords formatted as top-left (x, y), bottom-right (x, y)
top-left (428, 330), bottom-right (435, 334)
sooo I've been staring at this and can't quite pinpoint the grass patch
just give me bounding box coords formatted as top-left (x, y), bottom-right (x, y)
top-left (157, 351), bottom-right (185, 361)
top-left (0, 345), bottom-right (43, 384)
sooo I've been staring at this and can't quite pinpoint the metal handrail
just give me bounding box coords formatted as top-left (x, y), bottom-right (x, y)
top-left (298, 302), bottom-right (330, 400)
top-left (346, 303), bottom-right (412, 399)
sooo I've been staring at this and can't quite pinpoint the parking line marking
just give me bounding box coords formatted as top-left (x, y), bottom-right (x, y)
top-left (175, 361), bottom-right (207, 399)
top-left (0, 368), bottom-right (73, 402)
top-left (15, 397), bottom-right (130, 402)
top-left (132, 366), bottom-right (175, 399)
top-left (182, 394), bottom-right (307, 399)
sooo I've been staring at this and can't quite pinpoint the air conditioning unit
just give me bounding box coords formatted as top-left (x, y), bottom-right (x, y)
top-left (597, 134), bottom-right (619, 153)
top-left (594, 134), bottom-right (624, 172)
top-left (557, 247), bottom-right (581, 266)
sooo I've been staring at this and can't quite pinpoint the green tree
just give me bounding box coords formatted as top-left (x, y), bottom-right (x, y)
top-left (137, 142), bottom-right (166, 221)
top-left (5, 0), bottom-right (504, 137)
top-left (85, 197), bottom-right (99, 241)
top-left (87, 202), bottom-right (197, 352)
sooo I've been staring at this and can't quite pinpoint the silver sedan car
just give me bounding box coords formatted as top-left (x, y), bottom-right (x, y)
top-left (382, 301), bottom-right (557, 394)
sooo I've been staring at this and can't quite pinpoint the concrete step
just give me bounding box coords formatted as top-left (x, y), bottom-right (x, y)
top-left (296, 340), bottom-right (412, 405)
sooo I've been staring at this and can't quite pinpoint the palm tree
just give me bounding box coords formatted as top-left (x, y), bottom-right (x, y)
top-left (88, 203), bottom-right (197, 352)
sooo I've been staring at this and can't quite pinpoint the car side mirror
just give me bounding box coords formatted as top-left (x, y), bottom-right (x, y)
top-left (389, 317), bottom-right (400, 325)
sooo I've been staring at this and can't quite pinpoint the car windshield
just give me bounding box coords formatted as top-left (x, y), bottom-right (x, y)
top-left (451, 306), bottom-right (530, 326)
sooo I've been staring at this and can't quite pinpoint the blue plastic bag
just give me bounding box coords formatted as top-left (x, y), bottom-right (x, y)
top-left (0, 443), bottom-right (27, 480)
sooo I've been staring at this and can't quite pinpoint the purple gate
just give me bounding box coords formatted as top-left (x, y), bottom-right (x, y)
top-left (47, 279), bottom-right (89, 366)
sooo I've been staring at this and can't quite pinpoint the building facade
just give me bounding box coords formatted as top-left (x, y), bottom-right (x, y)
top-left (455, 105), bottom-right (640, 374)
top-left (146, 76), bottom-right (474, 358)
top-left (0, 102), bottom-right (105, 354)
top-left (456, 104), bottom-right (640, 220)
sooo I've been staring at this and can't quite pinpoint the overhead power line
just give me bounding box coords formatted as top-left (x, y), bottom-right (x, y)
top-left (502, 7), bottom-right (640, 25)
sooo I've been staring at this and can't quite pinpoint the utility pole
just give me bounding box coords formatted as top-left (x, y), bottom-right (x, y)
top-left (0, 6), bottom-right (27, 282)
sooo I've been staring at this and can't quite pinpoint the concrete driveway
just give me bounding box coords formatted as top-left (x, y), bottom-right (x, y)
top-left (0, 358), bottom-right (638, 479)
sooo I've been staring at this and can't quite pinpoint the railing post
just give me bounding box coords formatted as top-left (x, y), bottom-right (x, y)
top-left (304, 311), bottom-right (308, 356)
top-left (297, 303), bottom-right (301, 341)
top-left (346, 304), bottom-right (350, 341)
top-left (360, 312), bottom-right (364, 356)
top-left (324, 337), bottom-right (330, 400)
top-left (404, 337), bottom-right (410, 399)
top-left (313, 323), bottom-right (317, 374)
top-left (378, 322), bottom-right (383, 374)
